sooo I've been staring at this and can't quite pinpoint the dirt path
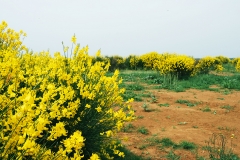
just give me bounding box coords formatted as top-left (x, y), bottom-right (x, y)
top-left (118, 89), bottom-right (240, 159)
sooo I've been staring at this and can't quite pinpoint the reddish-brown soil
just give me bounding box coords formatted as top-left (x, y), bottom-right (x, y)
top-left (117, 88), bottom-right (240, 159)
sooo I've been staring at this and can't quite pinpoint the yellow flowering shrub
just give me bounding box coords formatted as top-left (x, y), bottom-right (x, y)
top-left (129, 55), bottom-right (140, 70)
top-left (215, 55), bottom-right (230, 64)
top-left (232, 57), bottom-right (240, 65)
top-left (194, 56), bottom-right (223, 74)
top-left (0, 21), bottom-right (134, 159)
top-left (236, 60), bottom-right (240, 71)
top-left (153, 53), bottom-right (195, 79)
top-left (108, 55), bottom-right (126, 71)
top-left (140, 51), bottom-right (160, 70)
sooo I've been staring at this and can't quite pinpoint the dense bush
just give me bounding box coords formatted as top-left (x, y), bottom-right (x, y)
top-left (236, 60), bottom-right (240, 71)
top-left (0, 21), bottom-right (134, 159)
top-left (231, 57), bottom-right (240, 65)
top-left (107, 55), bottom-right (126, 72)
top-left (139, 51), bottom-right (160, 70)
top-left (153, 53), bottom-right (195, 80)
top-left (194, 56), bottom-right (223, 74)
top-left (125, 55), bottom-right (141, 70)
top-left (215, 55), bottom-right (230, 64)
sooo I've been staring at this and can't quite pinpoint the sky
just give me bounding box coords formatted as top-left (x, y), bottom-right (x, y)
top-left (1, 0), bottom-right (240, 58)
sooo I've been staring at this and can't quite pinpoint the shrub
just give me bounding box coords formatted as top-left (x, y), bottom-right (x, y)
top-left (129, 55), bottom-right (140, 70)
top-left (194, 56), bottom-right (223, 74)
top-left (0, 21), bottom-right (135, 159)
top-left (215, 56), bottom-right (230, 64)
top-left (107, 55), bottom-right (126, 71)
top-left (231, 57), bottom-right (240, 65)
top-left (140, 51), bottom-right (160, 70)
top-left (154, 53), bottom-right (195, 80)
top-left (236, 60), bottom-right (240, 72)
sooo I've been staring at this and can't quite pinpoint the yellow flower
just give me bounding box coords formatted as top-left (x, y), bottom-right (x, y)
top-left (71, 34), bottom-right (77, 44)
top-left (89, 153), bottom-right (100, 160)
top-left (118, 151), bottom-right (125, 157)
top-left (85, 104), bottom-right (91, 108)
top-left (95, 106), bottom-right (102, 112)
top-left (106, 130), bottom-right (113, 137)
top-left (95, 49), bottom-right (101, 57)
top-left (48, 122), bottom-right (67, 140)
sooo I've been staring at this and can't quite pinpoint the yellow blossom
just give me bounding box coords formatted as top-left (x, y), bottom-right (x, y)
top-left (71, 34), bottom-right (77, 44)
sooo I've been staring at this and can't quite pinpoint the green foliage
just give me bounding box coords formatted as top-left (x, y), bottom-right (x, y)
top-left (137, 127), bottom-right (149, 135)
top-left (204, 133), bottom-right (240, 160)
top-left (202, 106), bottom-right (212, 112)
top-left (158, 103), bottom-right (170, 107)
top-left (126, 83), bottom-right (145, 91)
top-left (216, 56), bottom-right (231, 64)
top-left (142, 102), bottom-right (151, 112)
top-left (179, 141), bottom-right (196, 150)
top-left (122, 90), bottom-right (143, 102)
top-left (0, 21), bottom-right (135, 159)
top-left (221, 105), bottom-right (234, 112)
top-left (165, 150), bottom-right (181, 160)
top-left (122, 123), bottom-right (135, 133)
top-left (107, 55), bottom-right (126, 71)
top-left (194, 56), bottom-right (223, 75)
top-left (150, 94), bottom-right (158, 103)
top-left (160, 138), bottom-right (176, 148)
top-left (222, 76), bottom-right (240, 89)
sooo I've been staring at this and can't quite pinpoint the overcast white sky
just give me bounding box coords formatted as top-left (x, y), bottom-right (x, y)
top-left (1, 0), bottom-right (240, 58)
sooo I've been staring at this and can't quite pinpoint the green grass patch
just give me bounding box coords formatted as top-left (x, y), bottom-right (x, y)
top-left (176, 99), bottom-right (199, 107)
top-left (202, 106), bottom-right (211, 112)
top-left (122, 123), bottom-right (135, 132)
top-left (179, 141), bottom-right (196, 150)
top-left (221, 105), bottom-right (234, 111)
top-left (158, 103), bottom-right (170, 107)
top-left (137, 126), bottom-right (149, 135)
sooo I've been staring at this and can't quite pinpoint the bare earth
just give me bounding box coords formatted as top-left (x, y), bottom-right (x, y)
top-left (118, 88), bottom-right (240, 159)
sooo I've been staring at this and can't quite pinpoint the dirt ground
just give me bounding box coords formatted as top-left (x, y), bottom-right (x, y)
top-left (117, 88), bottom-right (240, 159)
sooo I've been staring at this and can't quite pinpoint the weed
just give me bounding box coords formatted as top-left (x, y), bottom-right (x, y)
top-left (138, 144), bottom-right (147, 150)
top-left (146, 135), bottom-right (162, 146)
top-left (174, 85), bottom-right (186, 92)
top-left (187, 102), bottom-right (196, 107)
top-left (158, 103), bottom-right (170, 107)
top-left (140, 91), bottom-right (152, 97)
top-left (137, 126), bottom-right (149, 135)
top-left (176, 99), bottom-right (189, 104)
top-left (221, 105), bottom-right (234, 112)
top-left (150, 94), bottom-right (158, 103)
top-left (202, 106), bottom-right (211, 112)
top-left (204, 133), bottom-right (239, 160)
top-left (217, 126), bottom-right (225, 130)
top-left (192, 125), bottom-right (199, 128)
top-left (179, 141), bottom-right (196, 150)
top-left (178, 122), bottom-right (187, 125)
top-left (217, 97), bottom-right (224, 100)
top-left (122, 90), bottom-right (143, 101)
top-left (165, 150), bottom-right (180, 160)
top-left (142, 102), bottom-right (151, 112)
top-left (160, 138), bottom-right (176, 148)
top-left (176, 99), bottom-right (199, 107)
top-left (212, 110), bottom-right (217, 115)
top-left (126, 83), bottom-right (145, 91)
top-left (222, 89), bottom-right (232, 95)
top-left (122, 123), bottom-right (135, 132)
top-left (137, 115), bottom-right (144, 119)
